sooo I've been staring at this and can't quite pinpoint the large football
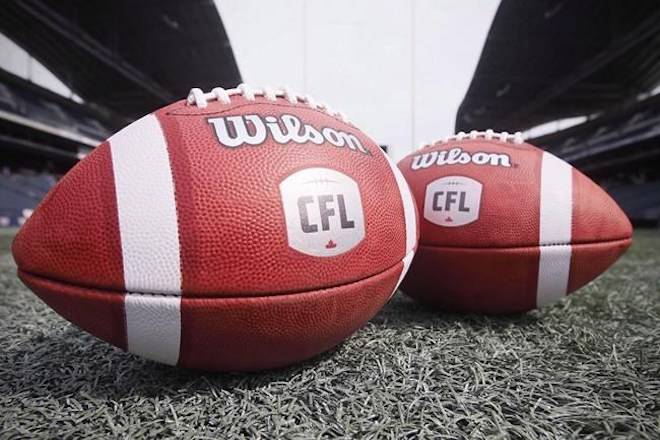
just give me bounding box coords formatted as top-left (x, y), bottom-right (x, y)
top-left (397, 130), bottom-right (632, 314)
top-left (12, 84), bottom-right (418, 371)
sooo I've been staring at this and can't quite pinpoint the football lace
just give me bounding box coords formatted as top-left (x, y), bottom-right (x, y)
top-left (419, 129), bottom-right (524, 149)
top-left (186, 83), bottom-right (350, 123)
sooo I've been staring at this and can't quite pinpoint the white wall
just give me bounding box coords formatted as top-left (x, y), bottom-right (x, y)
top-left (217, 0), bottom-right (499, 160)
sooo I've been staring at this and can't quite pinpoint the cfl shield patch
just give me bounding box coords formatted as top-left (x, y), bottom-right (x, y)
top-left (424, 176), bottom-right (482, 227)
top-left (280, 168), bottom-right (365, 257)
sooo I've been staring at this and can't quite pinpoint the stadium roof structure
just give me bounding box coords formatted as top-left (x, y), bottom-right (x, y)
top-left (456, 0), bottom-right (660, 133)
top-left (532, 92), bottom-right (660, 177)
top-left (0, 0), bottom-right (242, 122)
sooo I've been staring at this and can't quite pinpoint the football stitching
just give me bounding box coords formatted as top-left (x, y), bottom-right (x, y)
top-left (18, 255), bottom-right (409, 299)
top-left (185, 84), bottom-right (350, 122)
top-left (418, 236), bottom-right (632, 250)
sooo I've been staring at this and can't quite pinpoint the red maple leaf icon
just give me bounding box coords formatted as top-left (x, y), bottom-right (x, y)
top-left (445, 217), bottom-right (453, 222)
top-left (325, 240), bottom-right (337, 249)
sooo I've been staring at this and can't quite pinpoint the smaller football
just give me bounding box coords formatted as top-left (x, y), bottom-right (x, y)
top-left (397, 130), bottom-right (632, 314)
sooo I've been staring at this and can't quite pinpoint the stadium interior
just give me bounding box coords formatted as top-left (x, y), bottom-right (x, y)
top-left (1, 1), bottom-right (659, 438)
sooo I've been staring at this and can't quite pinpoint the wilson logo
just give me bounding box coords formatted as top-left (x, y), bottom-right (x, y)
top-left (208, 114), bottom-right (369, 155)
top-left (411, 147), bottom-right (511, 170)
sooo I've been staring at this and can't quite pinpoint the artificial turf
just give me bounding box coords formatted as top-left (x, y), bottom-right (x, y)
top-left (1, 228), bottom-right (658, 439)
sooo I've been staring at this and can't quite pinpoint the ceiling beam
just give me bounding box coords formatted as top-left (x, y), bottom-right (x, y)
top-left (14, 0), bottom-right (175, 103)
top-left (499, 8), bottom-right (660, 129)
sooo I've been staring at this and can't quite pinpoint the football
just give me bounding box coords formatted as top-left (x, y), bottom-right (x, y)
top-left (12, 84), bottom-right (418, 371)
top-left (397, 130), bottom-right (632, 314)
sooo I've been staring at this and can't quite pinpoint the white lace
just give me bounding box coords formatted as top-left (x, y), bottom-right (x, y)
top-left (420, 129), bottom-right (524, 149)
top-left (186, 83), bottom-right (349, 122)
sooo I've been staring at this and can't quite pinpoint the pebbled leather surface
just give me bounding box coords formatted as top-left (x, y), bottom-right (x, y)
top-left (12, 144), bottom-right (124, 290)
top-left (17, 269), bottom-right (128, 350)
top-left (19, 260), bottom-right (403, 371)
top-left (159, 98), bottom-right (407, 296)
top-left (571, 168), bottom-right (633, 243)
top-left (403, 238), bottom-right (631, 314)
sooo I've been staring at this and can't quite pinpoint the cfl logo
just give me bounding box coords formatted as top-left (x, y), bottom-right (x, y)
top-left (280, 168), bottom-right (365, 257)
top-left (431, 190), bottom-right (471, 213)
top-left (298, 194), bottom-right (355, 234)
top-left (424, 176), bottom-right (482, 227)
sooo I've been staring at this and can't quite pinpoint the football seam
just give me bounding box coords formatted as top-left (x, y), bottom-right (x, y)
top-left (417, 236), bottom-right (631, 251)
top-left (17, 256), bottom-right (406, 300)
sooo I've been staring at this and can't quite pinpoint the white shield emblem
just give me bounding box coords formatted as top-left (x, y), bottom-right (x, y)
top-left (280, 168), bottom-right (365, 257)
top-left (423, 176), bottom-right (482, 227)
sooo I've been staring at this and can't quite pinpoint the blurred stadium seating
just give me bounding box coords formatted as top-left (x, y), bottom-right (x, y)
top-left (0, 168), bottom-right (55, 226)
top-left (607, 182), bottom-right (660, 227)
